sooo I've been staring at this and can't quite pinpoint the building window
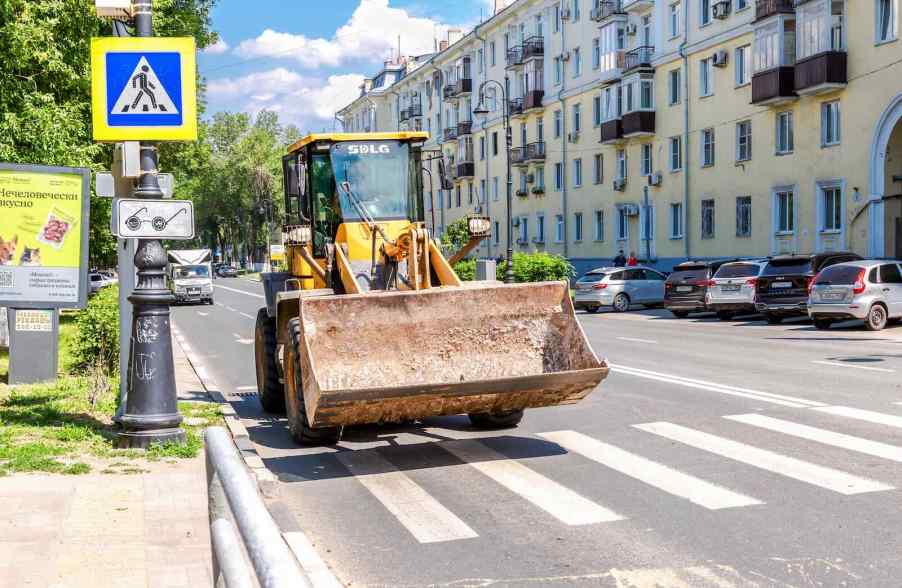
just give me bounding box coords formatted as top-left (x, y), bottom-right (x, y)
top-left (493, 176), bottom-right (499, 201)
top-left (468, 182), bottom-right (474, 204)
top-left (753, 18), bottom-right (796, 73)
top-left (593, 95), bottom-right (602, 126)
top-left (669, 3), bottom-right (681, 38)
top-left (574, 158), bottom-right (583, 187)
top-left (700, 0), bottom-right (711, 26)
top-left (821, 184), bottom-right (842, 232)
top-left (736, 0), bottom-right (748, 9)
top-left (456, 185), bottom-right (462, 207)
top-left (555, 214), bottom-right (565, 243)
top-left (594, 154), bottom-right (604, 184)
top-left (573, 0), bottom-right (581, 20)
top-left (555, 162), bottom-right (564, 191)
top-left (616, 149), bottom-right (627, 180)
top-left (536, 13), bottom-right (544, 38)
top-left (574, 212), bottom-right (583, 241)
top-left (775, 189), bottom-right (795, 233)
top-left (797, 0), bottom-right (845, 59)
top-left (617, 208), bottom-right (629, 241)
top-left (520, 169), bottom-right (529, 193)
top-left (701, 128), bottom-right (715, 167)
top-left (536, 166), bottom-right (545, 188)
top-left (701, 199), bottom-right (715, 239)
top-left (736, 120), bottom-right (752, 162)
top-left (519, 216), bottom-right (529, 243)
top-left (821, 101), bottom-right (841, 146)
top-left (670, 202), bottom-right (683, 238)
top-left (877, 0), bottom-right (898, 42)
top-left (536, 214), bottom-right (546, 243)
top-left (480, 136), bottom-right (486, 160)
top-left (554, 3), bottom-right (561, 33)
top-left (573, 47), bottom-right (582, 77)
top-left (554, 110), bottom-right (563, 138)
top-left (490, 41), bottom-right (497, 66)
top-left (594, 210), bottom-right (605, 241)
top-left (668, 69), bottom-right (681, 105)
top-left (537, 118), bottom-right (545, 142)
top-left (735, 45), bottom-right (751, 86)
top-left (554, 57), bottom-right (563, 85)
top-left (492, 132), bottom-right (499, 155)
top-left (592, 38), bottom-right (601, 69)
top-left (641, 144), bottom-right (653, 176)
top-left (699, 57), bottom-right (714, 97)
top-left (670, 136), bottom-right (683, 171)
top-left (736, 196), bottom-right (752, 237)
top-left (493, 221), bottom-right (500, 245)
top-left (480, 179), bottom-right (486, 203)
top-left (776, 111), bottom-right (794, 154)
top-left (573, 103), bottom-right (582, 133)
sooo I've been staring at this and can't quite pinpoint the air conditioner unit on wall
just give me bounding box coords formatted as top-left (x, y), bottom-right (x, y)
top-left (568, 131), bottom-right (580, 143)
top-left (713, 1), bottom-right (731, 19)
top-left (713, 50), bottom-right (729, 67)
top-left (613, 179), bottom-right (627, 192)
top-left (648, 172), bottom-right (663, 186)
top-left (560, 51), bottom-right (571, 61)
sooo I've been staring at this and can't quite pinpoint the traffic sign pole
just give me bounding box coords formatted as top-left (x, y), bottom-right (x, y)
top-left (116, 1), bottom-right (185, 448)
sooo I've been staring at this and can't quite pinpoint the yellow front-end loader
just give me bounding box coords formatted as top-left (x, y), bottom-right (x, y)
top-left (254, 132), bottom-right (608, 444)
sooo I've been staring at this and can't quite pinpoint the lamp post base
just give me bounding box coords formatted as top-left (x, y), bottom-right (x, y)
top-left (115, 423), bottom-right (186, 449)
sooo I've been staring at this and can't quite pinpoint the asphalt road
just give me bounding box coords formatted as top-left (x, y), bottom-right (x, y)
top-left (173, 278), bottom-right (902, 587)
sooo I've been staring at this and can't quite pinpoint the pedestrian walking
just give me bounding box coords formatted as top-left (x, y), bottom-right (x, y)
top-left (613, 250), bottom-right (626, 267)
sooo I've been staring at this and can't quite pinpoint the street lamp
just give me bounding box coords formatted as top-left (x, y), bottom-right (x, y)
top-left (473, 77), bottom-right (514, 285)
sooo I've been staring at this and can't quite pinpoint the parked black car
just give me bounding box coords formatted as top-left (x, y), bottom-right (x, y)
top-left (755, 252), bottom-right (862, 324)
top-left (664, 259), bottom-right (738, 318)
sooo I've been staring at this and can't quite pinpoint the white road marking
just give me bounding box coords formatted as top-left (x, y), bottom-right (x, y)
top-left (726, 414), bottom-right (902, 464)
top-left (813, 406), bottom-right (902, 429)
top-left (539, 431), bottom-right (762, 510)
top-left (611, 364), bottom-right (825, 409)
top-left (336, 451), bottom-right (477, 544)
top-left (811, 360), bottom-right (896, 373)
top-left (443, 441), bottom-right (623, 525)
top-left (282, 531), bottom-right (343, 588)
top-left (634, 422), bottom-right (893, 495)
top-left (214, 283), bottom-right (265, 299)
top-left (224, 305), bottom-right (236, 312)
top-left (616, 337), bottom-right (658, 344)
top-left (197, 311), bottom-right (209, 317)
top-left (239, 312), bottom-right (255, 320)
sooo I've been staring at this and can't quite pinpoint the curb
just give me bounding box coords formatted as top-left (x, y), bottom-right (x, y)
top-left (170, 322), bottom-right (278, 497)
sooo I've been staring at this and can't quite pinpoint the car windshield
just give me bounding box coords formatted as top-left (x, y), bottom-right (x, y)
top-left (175, 265), bottom-right (209, 279)
top-left (814, 265), bottom-right (863, 285)
top-left (762, 259), bottom-right (812, 276)
top-left (577, 273), bottom-right (606, 283)
top-left (331, 141), bottom-right (412, 221)
top-left (715, 264), bottom-right (759, 279)
top-left (667, 269), bottom-right (707, 282)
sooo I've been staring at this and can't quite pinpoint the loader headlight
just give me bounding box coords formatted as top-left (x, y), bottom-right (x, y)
top-left (283, 224), bottom-right (312, 245)
top-left (467, 215), bottom-right (491, 238)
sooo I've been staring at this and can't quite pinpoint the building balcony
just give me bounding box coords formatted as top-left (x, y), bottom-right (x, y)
top-left (755, 0), bottom-right (794, 21)
top-left (443, 85), bottom-right (455, 100)
top-left (751, 66), bottom-right (797, 105)
top-left (599, 52), bottom-right (627, 84)
top-left (510, 147), bottom-right (528, 166)
top-left (452, 78), bottom-right (472, 97)
top-left (522, 36), bottom-right (544, 61)
top-left (457, 120), bottom-right (473, 136)
top-left (794, 51), bottom-right (847, 95)
top-left (400, 107), bottom-right (411, 122)
top-left (524, 90), bottom-right (545, 111)
top-left (456, 161), bottom-right (475, 179)
top-left (407, 103), bottom-right (422, 118)
top-left (509, 98), bottom-right (525, 117)
top-left (622, 0), bottom-right (653, 11)
top-left (443, 127), bottom-right (458, 142)
top-left (525, 141), bottom-right (546, 161)
top-left (600, 119), bottom-right (624, 144)
top-left (591, 0), bottom-right (625, 22)
top-left (506, 47), bottom-right (523, 68)
top-left (622, 110), bottom-right (655, 137)
top-left (623, 46), bottom-right (654, 73)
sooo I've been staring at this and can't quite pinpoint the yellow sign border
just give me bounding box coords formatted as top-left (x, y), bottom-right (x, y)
top-left (91, 37), bottom-right (198, 142)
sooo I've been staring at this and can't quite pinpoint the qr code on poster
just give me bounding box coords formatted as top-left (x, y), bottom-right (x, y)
top-left (0, 269), bottom-right (13, 290)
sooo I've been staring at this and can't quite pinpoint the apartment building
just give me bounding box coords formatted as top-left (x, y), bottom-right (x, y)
top-left (337, 0), bottom-right (902, 273)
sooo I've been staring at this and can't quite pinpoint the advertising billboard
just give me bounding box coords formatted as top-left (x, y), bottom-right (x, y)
top-left (0, 163), bottom-right (91, 309)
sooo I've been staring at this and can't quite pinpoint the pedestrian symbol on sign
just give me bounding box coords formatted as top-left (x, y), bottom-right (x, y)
top-left (111, 56), bottom-right (179, 116)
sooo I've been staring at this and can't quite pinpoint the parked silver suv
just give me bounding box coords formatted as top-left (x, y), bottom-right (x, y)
top-left (707, 260), bottom-right (768, 320)
top-left (808, 260), bottom-right (902, 331)
top-left (573, 266), bottom-right (667, 313)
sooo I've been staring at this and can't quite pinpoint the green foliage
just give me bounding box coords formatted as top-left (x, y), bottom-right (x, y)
top-left (441, 218), bottom-right (471, 253)
top-left (499, 252), bottom-right (575, 283)
top-left (453, 258), bottom-right (477, 281)
top-left (69, 287), bottom-right (120, 374)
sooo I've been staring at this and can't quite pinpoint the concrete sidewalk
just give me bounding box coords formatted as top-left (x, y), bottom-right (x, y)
top-left (0, 339), bottom-right (213, 588)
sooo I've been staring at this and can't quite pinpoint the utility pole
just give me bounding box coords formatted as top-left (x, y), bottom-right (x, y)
top-left (116, 0), bottom-right (185, 447)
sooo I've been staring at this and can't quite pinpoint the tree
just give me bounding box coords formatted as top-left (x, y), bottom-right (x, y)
top-left (440, 218), bottom-right (472, 253)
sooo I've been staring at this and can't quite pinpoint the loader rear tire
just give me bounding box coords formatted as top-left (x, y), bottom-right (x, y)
top-left (468, 410), bottom-right (524, 429)
top-left (285, 318), bottom-right (340, 445)
top-left (255, 309), bottom-right (285, 414)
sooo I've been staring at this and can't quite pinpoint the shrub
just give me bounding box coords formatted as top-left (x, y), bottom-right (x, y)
top-left (454, 258), bottom-right (477, 281)
top-left (499, 252), bottom-right (574, 283)
top-left (69, 286), bottom-right (119, 374)
top-left (440, 217), bottom-right (471, 253)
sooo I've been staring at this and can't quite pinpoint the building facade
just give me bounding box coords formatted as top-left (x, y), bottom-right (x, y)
top-left (338, 0), bottom-right (902, 274)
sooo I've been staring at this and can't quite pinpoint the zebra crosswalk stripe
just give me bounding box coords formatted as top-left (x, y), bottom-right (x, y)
top-left (442, 440), bottom-right (624, 526)
top-left (539, 430), bottom-right (763, 510)
top-left (813, 406), bottom-right (902, 430)
top-left (633, 422), bottom-right (894, 495)
top-left (336, 451), bottom-right (478, 544)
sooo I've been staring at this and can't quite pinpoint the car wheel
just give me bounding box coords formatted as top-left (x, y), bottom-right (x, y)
top-left (865, 304), bottom-right (888, 332)
top-left (765, 314), bottom-right (783, 325)
top-left (612, 293), bottom-right (630, 313)
top-left (671, 310), bottom-right (689, 319)
top-left (813, 318), bottom-right (833, 330)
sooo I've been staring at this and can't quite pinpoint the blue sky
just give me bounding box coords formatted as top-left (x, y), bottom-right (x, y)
top-left (199, 0), bottom-right (499, 132)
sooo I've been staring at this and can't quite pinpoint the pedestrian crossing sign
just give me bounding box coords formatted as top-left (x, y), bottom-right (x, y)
top-left (91, 37), bottom-right (197, 142)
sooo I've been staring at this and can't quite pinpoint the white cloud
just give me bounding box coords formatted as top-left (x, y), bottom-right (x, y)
top-left (203, 38), bottom-right (230, 55)
top-left (234, 0), bottom-right (456, 68)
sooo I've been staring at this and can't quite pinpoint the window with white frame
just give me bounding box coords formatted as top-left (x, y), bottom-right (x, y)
top-left (736, 0), bottom-right (748, 9)
top-left (701, 128), bottom-right (715, 167)
top-left (797, 0), bottom-right (845, 60)
top-left (536, 166), bottom-right (545, 188)
top-left (574, 212), bottom-right (583, 241)
top-left (554, 57), bottom-right (563, 85)
top-left (573, 0), bottom-right (581, 20)
top-left (519, 169), bottom-right (528, 193)
top-left (536, 213), bottom-right (545, 242)
top-left (594, 153), bottom-right (603, 184)
top-left (623, 74), bottom-right (654, 113)
top-left (775, 189), bottom-right (795, 233)
top-left (573, 47), bottom-right (582, 77)
top-left (537, 118), bottom-right (544, 142)
top-left (701, 199), bottom-right (715, 239)
top-left (594, 210), bottom-right (605, 241)
top-left (641, 144), bottom-right (653, 176)
top-left (735, 45), bottom-right (751, 85)
top-left (536, 13), bottom-right (544, 38)
top-left (670, 136), bottom-right (683, 171)
top-left (480, 136), bottom-right (486, 160)
top-left (599, 22), bottom-right (625, 73)
top-left (493, 221), bottom-right (500, 245)
top-left (736, 120), bottom-right (752, 161)
top-left (519, 216), bottom-right (529, 242)
top-left (821, 184), bottom-right (842, 232)
top-left (592, 38), bottom-right (601, 69)
top-left (700, 0), bottom-right (712, 26)
top-left (699, 57), bottom-right (714, 97)
top-left (669, 3), bottom-right (681, 37)
top-left (554, 3), bottom-right (561, 32)
top-left (616, 149), bottom-right (627, 180)
top-left (617, 207), bottom-right (629, 240)
top-left (555, 214), bottom-right (565, 242)
top-left (602, 84), bottom-right (622, 121)
top-left (554, 110), bottom-right (563, 138)
top-left (573, 103), bottom-right (582, 133)
top-left (493, 176), bottom-right (499, 201)
top-left (736, 196), bottom-right (752, 237)
top-left (555, 162), bottom-right (564, 190)
top-left (480, 179), bottom-right (486, 202)
top-left (776, 111), bottom-right (794, 154)
top-left (593, 95), bottom-right (602, 126)
top-left (490, 41), bottom-right (497, 66)
top-left (668, 69), bottom-right (681, 105)
top-left (753, 17), bottom-right (796, 73)
top-left (670, 202), bottom-right (683, 238)
top-left (574, 158), bottom-right (583, 187)
top-left (877, 0), bottom-right (898, 42)
top-left (821, 100), bottom-right (841, 146)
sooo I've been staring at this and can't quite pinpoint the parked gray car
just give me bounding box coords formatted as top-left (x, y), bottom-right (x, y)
top-left (573, 266), bottom-right (667, 313)
top-left (808, 260), bottom-right (902, 331)
top-left (706, 260), bottom-right (769, 320)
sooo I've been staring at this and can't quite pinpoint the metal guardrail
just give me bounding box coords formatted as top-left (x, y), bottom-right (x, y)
top-left (205, 427), bottom-right (310, 588)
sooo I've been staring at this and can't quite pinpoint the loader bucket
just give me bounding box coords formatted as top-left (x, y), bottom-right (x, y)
top-left (297, 282), bottom-right (608, 428)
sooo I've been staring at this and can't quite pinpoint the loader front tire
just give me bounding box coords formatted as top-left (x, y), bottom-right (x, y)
top-left (285, 318), bottom-right (340, 445)
top-left (255, 309), bottom-right (285, 414)
top-left (468, 410), bottom-right (524, 429)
